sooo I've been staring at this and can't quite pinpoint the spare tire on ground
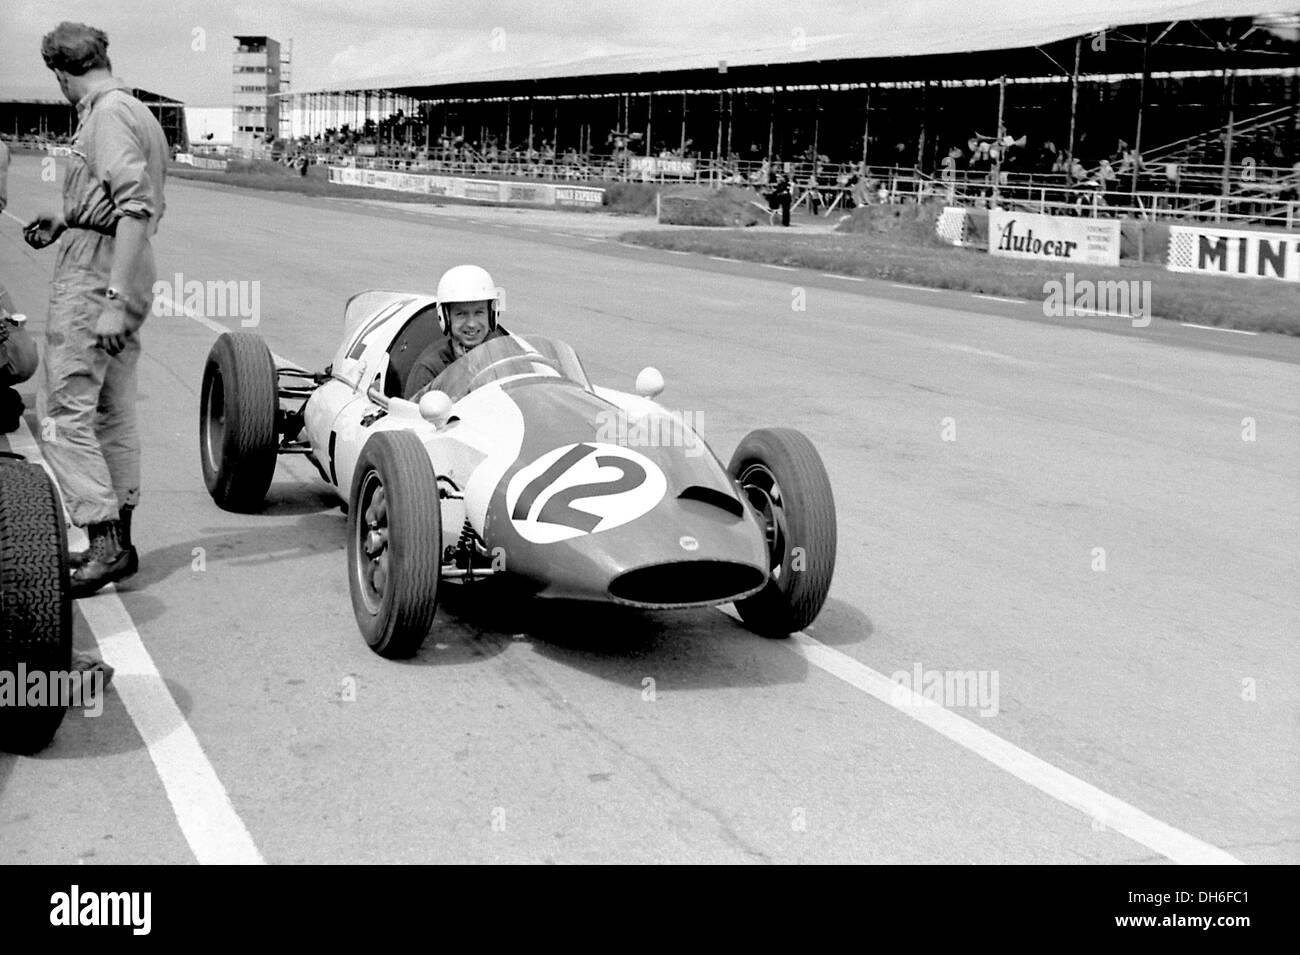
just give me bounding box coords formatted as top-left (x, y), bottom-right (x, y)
top-left (0, 453), bottom-right (72, 754)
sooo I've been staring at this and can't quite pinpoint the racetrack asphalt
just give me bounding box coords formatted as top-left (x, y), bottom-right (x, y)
top-left (2, 154), bottom-right (1297, 864)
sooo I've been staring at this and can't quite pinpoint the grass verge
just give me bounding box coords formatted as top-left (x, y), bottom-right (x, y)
top-left (619, 227), bottom-right (1300, 335)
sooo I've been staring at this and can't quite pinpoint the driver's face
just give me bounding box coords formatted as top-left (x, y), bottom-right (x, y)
top-left (447, 300), bottom-right (491, 349)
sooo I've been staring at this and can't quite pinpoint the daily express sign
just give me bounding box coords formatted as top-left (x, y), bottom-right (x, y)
top-left (1166, 225), bottom-right (1300, 282)
top-left (988, 209), bottom-right (1121, 267)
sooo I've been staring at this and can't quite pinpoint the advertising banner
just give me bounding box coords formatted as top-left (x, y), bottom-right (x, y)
top-left (630, 156), bottom-right (695, 179)
top-left (988, 209), bottom-right (1121, 266)
top-left (327, 168), bottom-right (605, 208)
top-left (1166, 225), bottom-right (1300, 282)
top-left (554, 186), bottom-right (605, 207)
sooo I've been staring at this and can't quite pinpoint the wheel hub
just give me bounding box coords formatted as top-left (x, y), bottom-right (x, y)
top-left (739, 463), bottom-right (789, 580)
top-left (357, 479), bottom-right (390, 612)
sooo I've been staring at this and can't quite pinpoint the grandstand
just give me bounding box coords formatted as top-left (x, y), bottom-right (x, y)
top-left (0, 86), bottom-right (189, 150)
top-left (268, 2), bottom-right (1299, 226)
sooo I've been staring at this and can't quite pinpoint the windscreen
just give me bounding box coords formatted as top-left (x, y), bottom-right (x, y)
top-left (343, 290), bottom-right (416, 341)
top-left (427, 334), bottom-right (590, 402)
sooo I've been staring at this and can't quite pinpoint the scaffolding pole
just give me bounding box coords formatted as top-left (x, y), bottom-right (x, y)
top-left (681, 91), bottom-right (687, 153)
top-left (1222, 66), bottom-right (1236, 197)
top-left (1066, 38), bottom-right (1081, 184)
top-left (861, 85), bottom-right (871, 165)
top-left (992, 75), bottom-right (1006, 205)
top-left (1132, 24), bottom-right (1150, 194)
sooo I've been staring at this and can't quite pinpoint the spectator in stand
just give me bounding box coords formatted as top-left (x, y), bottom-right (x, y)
top-left (1119, 147), bottom-right (1142, 178)
top-left (1097, 157), bottom-right (1117, 205)
top-left (1163, 161), bottom-right (1180, 193)
top-left (852, 172), bottom-right (872, 208)
top-left (805, 169), bottom-right (821, 215)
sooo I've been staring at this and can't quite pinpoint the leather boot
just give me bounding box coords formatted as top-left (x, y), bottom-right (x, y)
top-left (70, 518), bottom-right (136, 598)
top-left (70, 504), bottom-right (138, 574)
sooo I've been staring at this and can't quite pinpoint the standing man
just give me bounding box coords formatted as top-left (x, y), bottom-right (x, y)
top-left (768, 174), bottom-right (791, 227)
top-left (2, 137), bottom-right (41, 433)
top-left (24, 22), bottom-right (167, 597)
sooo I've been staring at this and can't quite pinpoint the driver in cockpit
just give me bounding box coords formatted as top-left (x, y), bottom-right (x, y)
top-left (404, 264), bottom-right (509, 399)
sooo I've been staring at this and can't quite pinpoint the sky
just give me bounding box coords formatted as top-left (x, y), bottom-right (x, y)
top-left (0, 1), bottom-right (1292, 105)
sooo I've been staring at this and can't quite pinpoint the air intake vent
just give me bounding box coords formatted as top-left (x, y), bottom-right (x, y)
top-left (609, 561), bottom-right (767, 608)
top-left (677, 485), bottom-right (744, 517)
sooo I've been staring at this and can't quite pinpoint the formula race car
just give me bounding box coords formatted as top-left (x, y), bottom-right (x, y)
top-left (199, 290), bottom-right (836, 657)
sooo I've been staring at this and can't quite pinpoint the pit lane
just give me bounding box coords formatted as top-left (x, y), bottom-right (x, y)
top-left (2, 154), bottom-right (1296, 864)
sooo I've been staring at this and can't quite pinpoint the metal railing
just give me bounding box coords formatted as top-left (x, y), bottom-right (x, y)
top-left (887, 175), bottom-right (1300, 229)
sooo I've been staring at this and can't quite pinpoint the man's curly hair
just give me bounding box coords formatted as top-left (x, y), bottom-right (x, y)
top-left (41, 22), bottom-right (111, 75)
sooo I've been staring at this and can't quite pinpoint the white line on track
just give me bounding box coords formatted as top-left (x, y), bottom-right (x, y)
top-left (166, 299), bottom-right (298, 369)
top-left (1069, 307), bottom-right (1137, 319)
top-left (890, 283), bottom-right (946, 292)
top-left (761, 264), bottom-right (796, 271)
top-left (6, 419), bottom-right (265, 865)
top-left (972, 294), bottom-right (1026, 304)
top-left (821, 273), bottom-right (864, 282)
top-left (583, 236), bottom-right (604, 242)
top-left (549, 232), bottom-right (572, 238)
top-left (717, 609), bottom-right (1240, 864)
top-left (944, 343), bottom-right (1047, 367)
top-left (709, 256), bottom-right (740, 263)
top-left (1179, 322), bottom-right (1258, 336)
top-left (661, 249), bottom-right (690, 255)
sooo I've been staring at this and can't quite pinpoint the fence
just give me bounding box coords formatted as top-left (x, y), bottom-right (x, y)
top-left (887, 175), bottom-right (1300, 230)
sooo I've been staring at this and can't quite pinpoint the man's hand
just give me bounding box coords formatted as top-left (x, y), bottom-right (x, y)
top-left (94, 297), bottom-right (139, 356)
top-left (23, 213), bottom-right (66, 249)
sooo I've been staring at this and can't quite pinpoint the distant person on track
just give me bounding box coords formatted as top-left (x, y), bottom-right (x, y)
top-left (766, 174), bottom-right (791, 227)
top-left (23, 21), bottom-right (167, 597)
top-left (404, 265), bottom-right (510, 399)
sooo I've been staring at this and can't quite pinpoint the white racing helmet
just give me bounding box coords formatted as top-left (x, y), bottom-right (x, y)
top-left (436, 264), bottom-right (502, 332)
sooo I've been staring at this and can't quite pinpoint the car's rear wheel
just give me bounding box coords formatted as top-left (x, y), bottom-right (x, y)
top-left (200, 332), bottom-right (278, 511)
top-left (729, 428), bottom-right (837, 638)
top-left (0, 454), bottom-right (72, 754)
top-left (347, 431), bottom-right (442, 658)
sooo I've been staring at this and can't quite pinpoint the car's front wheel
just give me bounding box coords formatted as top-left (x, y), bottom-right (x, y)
top-left (347, 431), bottom-right (442, 658)
top-left (200, 332), bottom-right (279, 512)
top-left (729, 428), bottom-right (837, 638)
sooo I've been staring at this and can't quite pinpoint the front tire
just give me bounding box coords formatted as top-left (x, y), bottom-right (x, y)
top-left (0, 455), bottom-right (72, 754)
top-left (729, 428), bottom-right (837, 638)
top-left (347, 431), bottom-right (442, 658)
top-left (200, 332), bottom-right (278, 512)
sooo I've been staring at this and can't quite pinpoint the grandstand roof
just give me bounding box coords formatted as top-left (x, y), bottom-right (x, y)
top-left (290, 0), bottom-right (1300, 99)
top-left (0, 86), bottom-right (184, 106)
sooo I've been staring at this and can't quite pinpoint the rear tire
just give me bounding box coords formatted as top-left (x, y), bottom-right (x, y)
top-left (200, 332), bottom-right (278, 511)
top-left (729, 428), bottom-right (837, 638)
top-left (0, 455), bottom-right (71, 754)
top-left (347, 431), bottom-right (442, 659)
